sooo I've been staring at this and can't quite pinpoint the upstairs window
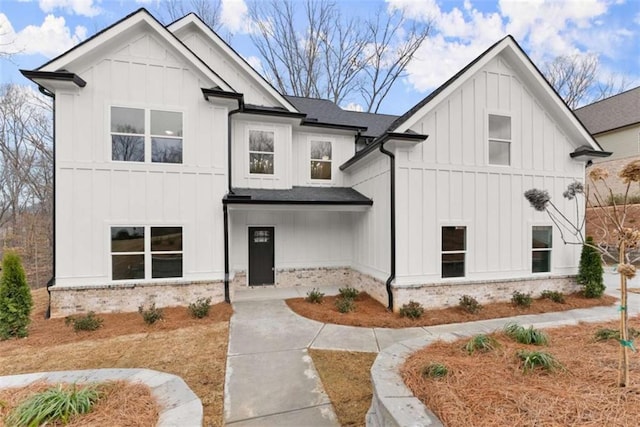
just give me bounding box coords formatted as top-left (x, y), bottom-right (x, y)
top-left (532, 226), bottom-right (552, 273)
top-left (442, 226), bottom-right (466, 278)
top-left (488, 114), bottom-right (511, 166)
top-left (111, 107), bottom-right (183, 164)
top-left (249, 130), bottom-right (274, 174)
top-left (310, 140), bottom-right (332, 180)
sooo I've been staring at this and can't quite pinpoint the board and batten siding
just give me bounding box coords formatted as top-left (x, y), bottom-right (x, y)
top-left (394, 54), bottom-right (584, 287)
top-left (54, 29), bottom-right (228, 286)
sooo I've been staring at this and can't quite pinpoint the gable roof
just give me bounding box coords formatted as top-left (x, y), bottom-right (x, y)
top-left (385, 35), bottom-right (603, 152)
top-left (168, 13), bottom-right (298, 112)
top-left (35, 8), bottom-right (233, 92)
top-left (574, 86), bottom-right (640, 135)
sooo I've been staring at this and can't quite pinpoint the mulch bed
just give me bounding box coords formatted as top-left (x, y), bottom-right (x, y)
top-left (286, 292), bottom-right (617, 328)
top-left (401, 319), bottom-right (640, 426)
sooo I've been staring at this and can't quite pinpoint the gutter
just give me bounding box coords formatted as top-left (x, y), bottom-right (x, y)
top-left (379, 142), bottom-right (395, 311)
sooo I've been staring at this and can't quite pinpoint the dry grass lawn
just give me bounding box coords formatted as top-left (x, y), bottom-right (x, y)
top-left (0, 288), bottom-right (232, 427)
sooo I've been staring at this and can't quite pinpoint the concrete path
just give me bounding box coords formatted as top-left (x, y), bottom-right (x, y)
top-left (224, 272), bottom-right (638, 426)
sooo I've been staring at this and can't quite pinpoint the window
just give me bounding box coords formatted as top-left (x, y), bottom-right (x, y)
top-left (310, 140), bottom-right (332, 180)
top-left (111, 107), bottom-right (182, 163)
top-left (488, 114), bottom-right (511, 165)
top-left (442, 226), bottom-right (466, 278)
top-left (532, 226), bottom-right (552, 273)
top-left (249, 130), bottom-right (274, 174)
top-left (111, 226), bottom-right (183, 280)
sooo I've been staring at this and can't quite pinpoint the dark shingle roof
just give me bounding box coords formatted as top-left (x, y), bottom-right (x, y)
top-left (223, 186), bottom-right (372, 205)
top-left (285, 96), bottom-right (397, 138)
top-left (574, 86), bottom-right (640, 135)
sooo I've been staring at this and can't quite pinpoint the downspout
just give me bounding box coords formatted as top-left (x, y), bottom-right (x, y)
top-left (379, 142), bottom-right (395, 311)
top-left (39, 86), bottom-right (55, 319)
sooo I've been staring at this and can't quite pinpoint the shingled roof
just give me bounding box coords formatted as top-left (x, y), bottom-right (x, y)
top-left (574, 86), bottom-right (640, 135)
top-left (223, 186), bottom-right (373, 205)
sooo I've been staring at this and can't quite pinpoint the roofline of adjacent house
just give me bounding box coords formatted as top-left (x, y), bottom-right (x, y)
top-left (20, 70), bottom-right (87, 88)
top-left (588, 121), bottom-right (640, 137)
top-left (339, 132), bottom-right (428, 170)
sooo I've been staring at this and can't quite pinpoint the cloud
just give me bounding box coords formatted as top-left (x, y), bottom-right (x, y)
top-left (244, 55), bottom-right (262, 73)
top-left (220, 0), bottom-right (251, 34)
top-left (38, 0), bottom-right (101, 17)
top-left (0, 13), bottom-right (87, 58)
top-left (343, 102), bottom-right (364, 112)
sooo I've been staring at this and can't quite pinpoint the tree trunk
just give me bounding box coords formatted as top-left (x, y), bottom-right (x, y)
top-left (619, 241), bottom-right (630, 387)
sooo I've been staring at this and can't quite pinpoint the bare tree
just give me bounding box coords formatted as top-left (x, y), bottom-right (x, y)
top-left (249, 0), bottom-right (431, 112)
top-left (158, 0), bottom-right (222, 29)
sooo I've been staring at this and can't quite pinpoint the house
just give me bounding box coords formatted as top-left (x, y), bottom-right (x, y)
top-left (574, 86), bottom-right (640, 204)
top-left (21, 9), bottom-right (607, 318)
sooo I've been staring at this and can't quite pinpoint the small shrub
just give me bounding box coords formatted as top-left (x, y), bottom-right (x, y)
top-left (594, 327), bottom-right (640, 342)
top-left (138, 303), bottom-right (164, 325)
top-left (464, 334), bottom-right (500, 354)
top-left (338, 286), bottom-right (359, 299)
top-left (517, 350), bottom-right (563, 373)
top-left (305, 288), bottom-right (325, 304)
top-left (577, 236), bottom-right (605, 298)
top-left (65, 312), bottom-right (104, 332)
top-left (511, 291), bottom-right (533, 308)
top-left (188, 297), bottom-right (212, 318)
top-left (6, 383), bottom-right (102, 426)
top-left (335, 296), bottom-right (355, 313)
top-left (399, 300), bottom-right (424, 319)
top-left (458, 295), bottom-right (482, 314)
top-left (421, 363), bottom-right (448, 378)
top-left (540, 290), bottom-right (565, 303)
top-left (504, 323), bottom-right (549, 345)
top-left (0, 251), bottom-right (33, 339)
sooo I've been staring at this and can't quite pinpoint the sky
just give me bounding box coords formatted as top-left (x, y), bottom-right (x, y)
top-left (0, 0), bottom-right (638, 115)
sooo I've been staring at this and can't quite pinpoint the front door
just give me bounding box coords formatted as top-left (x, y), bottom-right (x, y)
top-left (248, 227), bottom-right (275, 286)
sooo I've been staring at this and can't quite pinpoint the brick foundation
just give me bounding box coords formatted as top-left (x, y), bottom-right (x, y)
top-left (230, 267), bottom-right (352, 290)
top-left (49, 280), bottom-right (225, 318)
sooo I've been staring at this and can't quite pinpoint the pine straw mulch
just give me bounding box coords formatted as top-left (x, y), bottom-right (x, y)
top-left (286, 292), bottom-right (616, 328)
top-left (401, 318), bottom-right (640, 427)
top-left (0, 288), bottom-right (233, 427)
top-left (0, 381), bottom-right (158, 426)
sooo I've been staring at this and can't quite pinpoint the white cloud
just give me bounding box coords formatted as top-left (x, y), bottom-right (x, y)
top-left (244, 55), bottom-right (262, 73)
top-left (38, 0), bottom-right (101, 17)
top-left (343, 102), bottom-right (364, 112)
top-left (221, 0), bottom-right (251, 34)
top-left (0, 13), bottom-right (87, 58)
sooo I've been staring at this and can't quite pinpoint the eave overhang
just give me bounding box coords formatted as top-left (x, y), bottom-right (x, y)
top-left (201, 87), bottom-right (243, 101)
top-left (223, 187), bottom-right (373, 210)
top-left (340, 132), bottom-right (428, 171)
top-left (570, 145), bottom-right (613, 162)
top-left (20, 70), bottom-right (86, 92)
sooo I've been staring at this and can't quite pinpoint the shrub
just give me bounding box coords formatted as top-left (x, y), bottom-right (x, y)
top-left (305, 288), bottom-right (325, 304)
top-left (504, 323), bottom-right (549, 345)
top-left (458, 295), bottom-right (482, 314)
top-left (65, 312), bottom-right (104, 332)
top-left (517, 350), bottom-right (563, 373)
top-left (138, 303), bottom-right (164, 325)
top-left (421, 363), bottom-right (448, 378)
top-left (399, 300), bottom-right (424, 319)
top-left (464, 334), bottom-right (500, 354)
top-left (540, 290), bottom-right (565, 303)
top-left (188, 297), bottom-right (212, 318)
top-left (594, 327), bottom-right (640, 342)
top-left (0, 251), bottom-right (33, 340)
top-left (338, 286), bottom-right (359, 299)
top-left (6, 383), bottom-right (102, 426)
top-left (335, 296), bottom-right (355, 313)
top-left (511, 291), bottom-right (532, 308)
top-left (577, 236), bottom-right (605, 298)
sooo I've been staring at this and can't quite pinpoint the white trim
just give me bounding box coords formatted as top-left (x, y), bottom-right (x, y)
top-left (530, 224), bottom-right (553, 274)
top-left (246, 124), bottom-right (276, 177)
top-left (308, 136), bottom-right (334, 184)
top-left (439, 223), bottom-right (470, 279)
top-left (486, 110), bottom-right (512, 166)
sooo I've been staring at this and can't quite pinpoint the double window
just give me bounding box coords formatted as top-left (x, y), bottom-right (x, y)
top-left (442, 226), bottom-right (466, 278)
top-left (310, 140), bottom-right (332, 180)
top-left (532, 226), bottom-right (552, 273)
top-left (488, 114), bottom-right (511, 166)
top-left (249, 130), bottom-right (275, 174)
top-left (111, 226), bottom-right (183, 280)
top-left (111, 107), bottom-right (183, 163)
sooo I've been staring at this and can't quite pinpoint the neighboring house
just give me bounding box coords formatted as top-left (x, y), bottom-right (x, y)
top-left (574, 86), bottom-right (640, 204)
top-left (22, 9), bottom-right (606, 317)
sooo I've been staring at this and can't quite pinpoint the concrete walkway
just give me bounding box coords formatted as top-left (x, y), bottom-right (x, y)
top-left (224, 272), bottom-right (639, 426)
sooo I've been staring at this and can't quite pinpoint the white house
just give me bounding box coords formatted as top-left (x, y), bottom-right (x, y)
top-left (22, 9), bottom-right (607, 317)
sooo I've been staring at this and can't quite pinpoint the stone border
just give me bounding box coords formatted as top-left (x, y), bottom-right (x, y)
top-left (0, 368), bottom-right (202, 426)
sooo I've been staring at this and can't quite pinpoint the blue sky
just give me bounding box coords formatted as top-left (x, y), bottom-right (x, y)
top-left (1, 0), bottom-right (638, 114)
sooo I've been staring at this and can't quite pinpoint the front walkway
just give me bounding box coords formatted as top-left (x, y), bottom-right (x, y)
top-left (223, 273), bottom-right (638, 426)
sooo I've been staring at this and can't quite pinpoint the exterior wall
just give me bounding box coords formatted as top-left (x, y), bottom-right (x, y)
top-left (587, 156), bottom-right (640, 205)
top-left (291, 130), bottom-right (355, 187)
top-left (592, 125), bottom-right (640, 162)
top-left (394, 53), bottom-right (584, 292)
top-left (54, 28), bottom-right (228, 288)
top-left (49, 280), bottom-right (225, 318)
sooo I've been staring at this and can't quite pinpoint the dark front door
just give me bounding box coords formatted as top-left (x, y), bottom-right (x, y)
top-left (248, 227), bottom-right (275, 286)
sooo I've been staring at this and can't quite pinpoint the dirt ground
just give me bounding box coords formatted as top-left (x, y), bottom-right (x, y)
top-left (287, 292), bottom-right (616, 328)
top-left (0, 288), bottom-right (232, 427)
top-left (402, 318), bottom-right (640, 426)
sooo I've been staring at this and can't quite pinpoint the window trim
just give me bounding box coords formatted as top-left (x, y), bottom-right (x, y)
top-left (110, 105), bottom-right (184, 164)
top-left (531, 224), bottom-right (552, 274)
top-left (110, 225), bottom-right (184, 282)
top-left (247, 127), bottom-right (276, 176)
top-left (487, 112), bottom-right (512, 166)
top-left (441, 225), bottom-right (467, 279)
top-left (308, 137), bottom-right (334, 182)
